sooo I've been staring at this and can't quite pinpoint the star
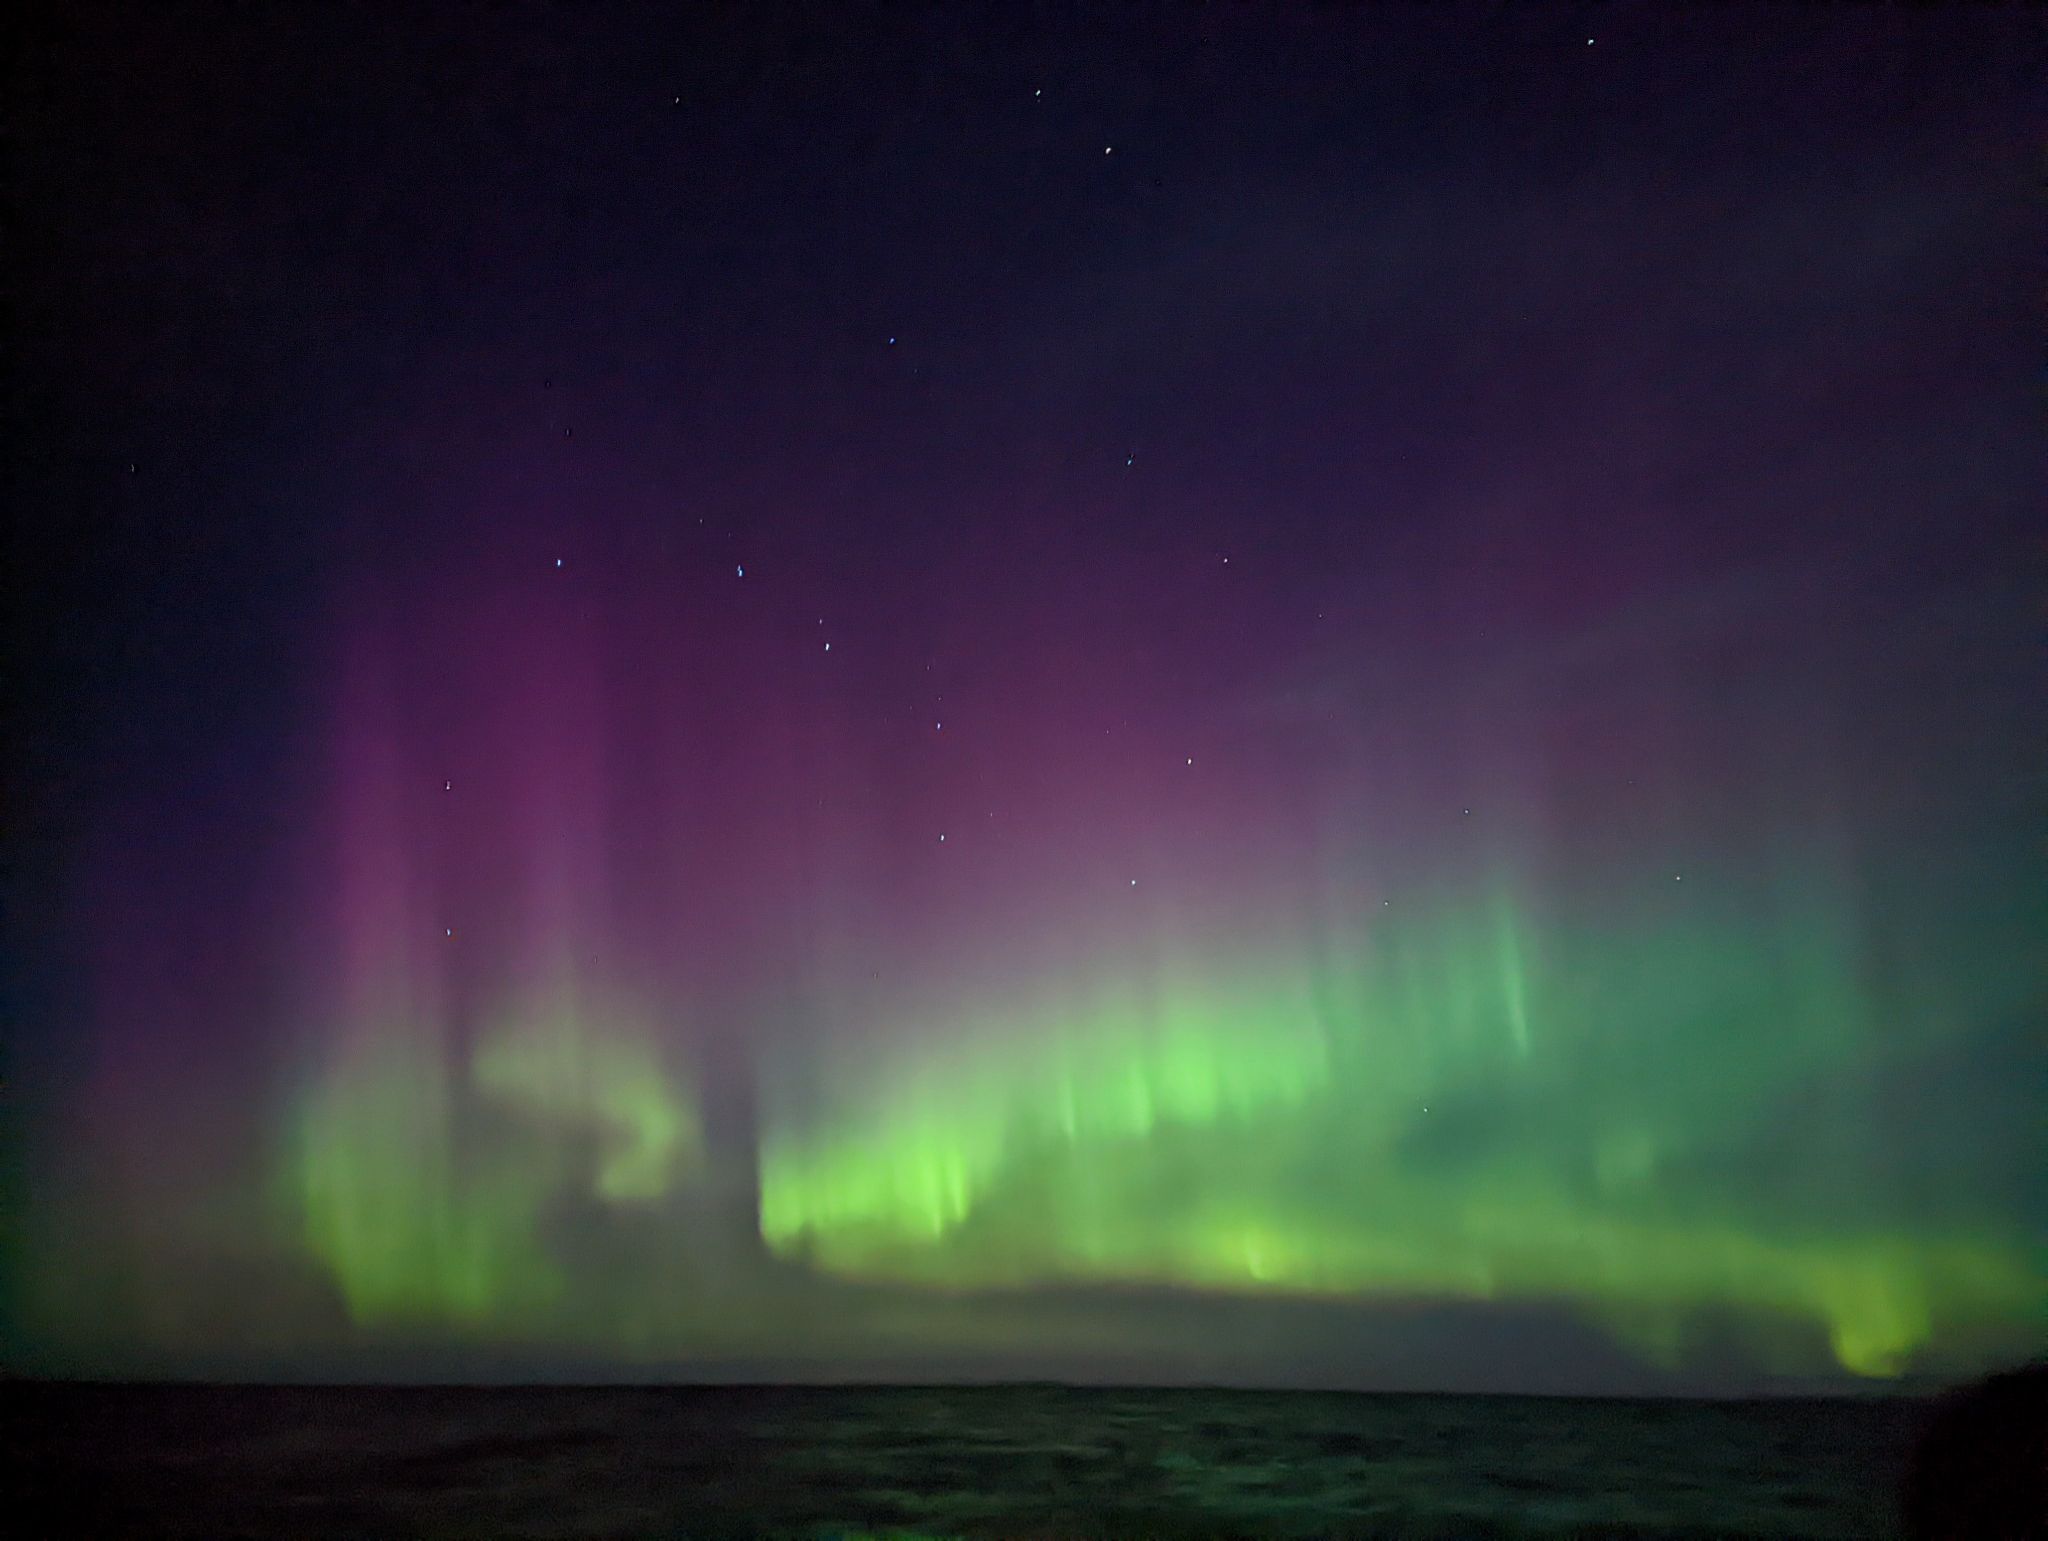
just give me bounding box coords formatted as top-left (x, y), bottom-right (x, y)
top-left (736, 564), bottom-right (745, 577)
top-left (823, 641), bottom-right (831, 652)
top-left (554, 558), bottom-right (563, 568)
top-left (443, 780), bottom-right (451, 791)
top-left (1104, 146), bottom-right (1113, 155)
top-left (888, 336), bottom-right (896, 346)
top-left (1129, 878), bottom-right (1138, 886)
top-left (935, 721), bottom-right (943, 730)
top-left (444, 928), bottom-right (453, 937)
top-left (1186, 757), bottom-right (1193, 765)
top-left (1034, 88), bottom-right (1041, 97)
top-left (938, 833), bottom-right (946, 842)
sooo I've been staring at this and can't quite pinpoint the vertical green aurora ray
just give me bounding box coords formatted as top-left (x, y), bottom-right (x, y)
top-left (757, 883), bottom-right (2043, 1377)
top-left (294, 1024), bottom-right (563, 1325)
top-left (289, 973), bottom-right (701, 1329)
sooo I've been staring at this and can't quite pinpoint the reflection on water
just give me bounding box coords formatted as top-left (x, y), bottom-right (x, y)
top-left (10, 1383), bottom-right (1923, 1539)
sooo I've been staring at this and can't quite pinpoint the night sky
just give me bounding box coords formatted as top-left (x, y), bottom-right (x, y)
top-left (7, 3), bottom-right (2043, 1393)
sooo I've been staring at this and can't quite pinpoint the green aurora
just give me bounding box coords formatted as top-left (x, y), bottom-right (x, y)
top-left (293, 974), bottom-right (703, 1328)
top-left (280, 881), bottom-right (2041, 1379)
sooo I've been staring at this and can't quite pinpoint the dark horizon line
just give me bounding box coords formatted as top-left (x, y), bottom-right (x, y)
top-left (1, 1371), bottom-right (1969, 1404)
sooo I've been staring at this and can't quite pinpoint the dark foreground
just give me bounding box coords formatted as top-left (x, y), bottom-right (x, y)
top-left (6, 1382), bottom-right (1931, 1539)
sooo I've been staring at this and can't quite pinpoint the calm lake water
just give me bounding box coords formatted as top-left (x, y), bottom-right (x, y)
top-left (7, 1382), bottom-right (1929, 1538)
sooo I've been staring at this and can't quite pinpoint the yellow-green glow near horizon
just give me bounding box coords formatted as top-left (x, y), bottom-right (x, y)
top-left (292, 981), bottom-right (700, 1326)
top-left (759, 889), bottom-right (2043, 1378)
top-left (269, 878), bottom-right (2041, 1380)
top-left (296, 1029), bottom-right (561, 1325)
top-left (761, 964), bottom-right (1335, 1249)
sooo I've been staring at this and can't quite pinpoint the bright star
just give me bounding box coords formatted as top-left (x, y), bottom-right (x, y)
top-left (736, 565), bottom-right (744, 577)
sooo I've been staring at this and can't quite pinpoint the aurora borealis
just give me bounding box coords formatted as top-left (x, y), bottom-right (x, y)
top-left (7, 5), bottom-right (2042, 1392)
